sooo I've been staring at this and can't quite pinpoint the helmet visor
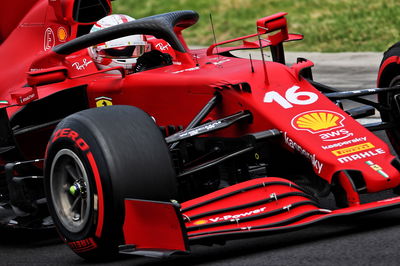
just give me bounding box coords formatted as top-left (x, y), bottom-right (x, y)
top-left (102, 45), bottom-right (148, 59)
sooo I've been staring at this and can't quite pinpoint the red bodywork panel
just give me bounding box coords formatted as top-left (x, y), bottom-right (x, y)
top-left (0, 0), bottom-right (111, 108)
top-left (2, 0), bottom-right (400, 257)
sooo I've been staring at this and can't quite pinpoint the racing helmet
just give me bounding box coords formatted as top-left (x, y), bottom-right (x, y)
top-left (87, 14), bottom-right (150, 71)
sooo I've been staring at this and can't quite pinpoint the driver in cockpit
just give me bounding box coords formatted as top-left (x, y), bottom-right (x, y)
top-left (87, 14), bottom-right (173, 74)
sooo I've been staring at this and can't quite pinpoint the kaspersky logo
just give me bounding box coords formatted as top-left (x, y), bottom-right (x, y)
top-left (291, 110), bottom-right (345, 134)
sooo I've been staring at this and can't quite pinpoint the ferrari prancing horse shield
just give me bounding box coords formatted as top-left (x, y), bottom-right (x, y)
top-left (95, 96), bottom-right (113, 107)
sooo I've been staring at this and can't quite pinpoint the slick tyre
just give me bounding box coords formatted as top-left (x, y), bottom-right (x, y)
top-left (380, 75), bottom-right (400, 155)
top-left (378, 42), bottom-right (400, 156)
top-left (378, 42), bottom-right (400, 155)
top-left (44, 106), bottom-right (177, 260)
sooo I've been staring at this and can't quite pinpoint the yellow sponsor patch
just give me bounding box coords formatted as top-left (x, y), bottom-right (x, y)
top-left (332, 143), bottom-right (375, 156)
top-left (57, 27), bottom-right (68, 42)
top-left (291, 110), bottom-right (345, 133)
top-left (193, 220), bottom-right (208, 225)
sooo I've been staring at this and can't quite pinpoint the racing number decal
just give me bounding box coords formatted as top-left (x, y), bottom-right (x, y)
top-left (264, 86), bottom-right (318, 109)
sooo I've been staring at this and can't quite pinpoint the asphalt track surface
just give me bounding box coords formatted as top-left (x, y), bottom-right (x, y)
top-left (4, 52), bottom-right (400, 265)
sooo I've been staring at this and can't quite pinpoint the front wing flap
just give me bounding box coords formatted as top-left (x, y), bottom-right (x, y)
top-left (122, 177), bottom-right (400, 257)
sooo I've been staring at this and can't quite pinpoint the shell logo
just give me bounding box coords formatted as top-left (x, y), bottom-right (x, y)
top-left (291, 110), bottom-right (345, 133)
top-left (57, 27), bottom-right (68, 42)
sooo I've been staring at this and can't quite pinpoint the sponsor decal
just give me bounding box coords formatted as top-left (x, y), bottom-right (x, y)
top-left (57, 27), bottom-right (68, 42)
top-left (292, 110), bottom-right (345, 133)
top-left (95, 96), bottom-right (113, 107)
top-left (19, 92), bottom-right (37, 104)
top-left (0, 100), bottom-right (9, 105)
top-left (155, 42), bottom-right (171, 51)
top-left (193, 220), bottom-right (208, 225)
top-left (365, 161), bottom-right (389, 178)
top-left (72, 58), bottom-right (93, 70)
top-left (68, 238), bottom-right (97, 253)
top-left (21, 93), bottom-right (35, 103)
top-left (212, 59), bottom-right (231, 65)
top-left (172, 66), bottom-right (200, 74)
top-left (178, 121), bottom-right (222, 138)
top-left (204, 121), bottom-right (222, 130)
top-left (337, 148), bottom-right (385, 163)
top-left (331, 142), bottom-right (374, 156)
top-left (284, 132), bottom-right (323, 174)
top-left (208, 207), bottom-right (267, 223)
top-left (291, 110), bottom-right (354, 142)
top-left (44, 27), bottom-right (55, 51)
top-left (29, 68), bottom-right (44, 72)
top-left (321, 137), bottom-right (367, 150)
top-left (319, 128), bottom-right (354, 142)
top-left (11, 89), bottom-right (39, 105)
top-left (52, 128), bottom-right (89, 152)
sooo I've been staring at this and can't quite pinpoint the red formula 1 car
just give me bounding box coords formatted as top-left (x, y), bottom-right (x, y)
top-left (2, 0), bottom-right (400, 261)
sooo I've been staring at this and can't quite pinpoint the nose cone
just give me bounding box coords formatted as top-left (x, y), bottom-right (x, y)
top-left (362, 159), bottom-right (400, 192)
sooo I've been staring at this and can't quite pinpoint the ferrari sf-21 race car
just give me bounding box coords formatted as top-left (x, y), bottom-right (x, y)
top-left (2, 0), bottom-right (400, 261)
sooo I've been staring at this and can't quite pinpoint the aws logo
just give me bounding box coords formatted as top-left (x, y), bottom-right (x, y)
top-left (291, 110), bottom-right (345, 134)
top-left (319, 128), bottom-right (354, 142)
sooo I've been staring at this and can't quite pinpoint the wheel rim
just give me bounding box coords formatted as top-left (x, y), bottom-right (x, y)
top-left (50, 149), bottom-right (91, 233)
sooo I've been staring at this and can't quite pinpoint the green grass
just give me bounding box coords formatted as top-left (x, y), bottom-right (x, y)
top-left (112, 0), bottom-right (400, 52)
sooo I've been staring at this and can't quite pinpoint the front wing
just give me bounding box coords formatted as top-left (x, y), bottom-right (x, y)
top-left (120, 177), bottom-right (400, 258)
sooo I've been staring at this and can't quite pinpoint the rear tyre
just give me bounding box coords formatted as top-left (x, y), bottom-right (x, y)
top-left (44, 106), bottom-right (177, 260)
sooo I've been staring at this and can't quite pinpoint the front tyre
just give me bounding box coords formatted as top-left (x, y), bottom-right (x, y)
top-left (44, 106), bottom-right (177, 260)
top-left (378, 42), bottom-right (400, 155)
top-left (379, 76), bottom-right (400, 153)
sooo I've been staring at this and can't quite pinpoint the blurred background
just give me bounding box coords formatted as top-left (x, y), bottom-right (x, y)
top-left (112, 0), bottom-right (400, 52)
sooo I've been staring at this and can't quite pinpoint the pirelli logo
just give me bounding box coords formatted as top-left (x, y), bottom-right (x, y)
top-left (332, 143), bottom-right (375, 156)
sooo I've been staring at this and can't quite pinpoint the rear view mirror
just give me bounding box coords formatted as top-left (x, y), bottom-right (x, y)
top-left (72, 0), bottom-right (111, 24)
top-left (50, 0), bottom-right (112, 25)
